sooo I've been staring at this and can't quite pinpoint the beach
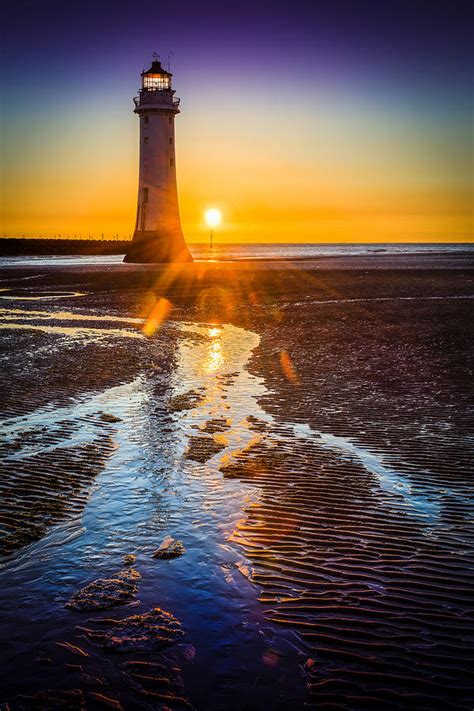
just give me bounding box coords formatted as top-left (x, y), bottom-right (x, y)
top-left (1, 254), bottom-right (473, 710)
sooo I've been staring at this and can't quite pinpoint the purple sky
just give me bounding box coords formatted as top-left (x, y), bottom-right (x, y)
top-left (4, 0), bottom-right (472, 89)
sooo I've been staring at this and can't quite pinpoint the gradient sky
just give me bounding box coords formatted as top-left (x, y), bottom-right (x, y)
top-left (1, 0), bottom-right (473, 242)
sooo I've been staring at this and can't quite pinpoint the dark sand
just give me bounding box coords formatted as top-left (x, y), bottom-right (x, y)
top-left (0, 255), bottom-right (473, 710)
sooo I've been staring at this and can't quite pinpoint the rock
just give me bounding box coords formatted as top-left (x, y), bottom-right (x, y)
top-left (168, 390), bottom-right (204, 412)
top-left (88, 607), bottom-right (184, 653)
top-left (122, 554), bottom-right (136, 566)
top-left (99, 413), bottom-right (122, 423)
top-left (152, 536), bottom-right (185, 560)
top-left (65, 569), bottom-right (141, 611)
top-left (201, 418), bottom-right (229, 434)
top-left (185, 436), bottom-right (225, 463)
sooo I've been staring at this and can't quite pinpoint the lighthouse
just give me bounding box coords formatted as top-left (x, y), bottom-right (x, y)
top-left (124, 57), bottom-right (193, 263)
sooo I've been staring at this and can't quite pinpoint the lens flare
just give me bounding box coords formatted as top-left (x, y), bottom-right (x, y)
top-left (279, 349), bottom-right (299, 385)
top-left (143, 297), bottom-right (172, 337)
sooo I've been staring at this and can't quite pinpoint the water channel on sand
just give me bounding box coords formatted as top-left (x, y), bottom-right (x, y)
top-left (0, 311), bottom-right (307, 709)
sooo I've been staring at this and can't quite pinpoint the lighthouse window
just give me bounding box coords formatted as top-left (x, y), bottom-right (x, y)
top-left (143, 74), bottom-right (170, 91)
top-left (169, 137), bottom-right (173, 145)
top-left (168, 117), bottom-right (172, 125)
top-left (143, 187), bottom-right (149, 203)
top-left (170, 158), bottom-right (174, 166)
top-left (144, 116), bottom-right (149, 124)
top-left (144, 137), bottom-right (149, 144)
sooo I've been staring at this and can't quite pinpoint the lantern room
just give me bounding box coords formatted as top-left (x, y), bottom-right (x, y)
top-left (141, 60), bottom-right (172, 91)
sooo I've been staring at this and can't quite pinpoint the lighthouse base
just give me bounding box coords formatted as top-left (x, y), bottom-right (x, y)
top-left (124, 230), bottom-right (193, 264)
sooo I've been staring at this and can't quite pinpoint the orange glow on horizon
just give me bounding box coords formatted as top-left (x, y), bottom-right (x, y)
top-left (2, 88), bottom-right (471, 243)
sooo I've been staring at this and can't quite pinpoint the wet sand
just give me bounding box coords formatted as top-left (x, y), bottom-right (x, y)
top-left (0, 255), bottom-right (473, 710)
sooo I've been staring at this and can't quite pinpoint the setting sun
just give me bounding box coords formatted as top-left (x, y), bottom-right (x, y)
top-left (205, 208), bottom-right (222, 228)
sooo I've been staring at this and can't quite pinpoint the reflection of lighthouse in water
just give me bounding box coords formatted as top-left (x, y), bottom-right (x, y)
top-left (124, 56), bottom-right (192, 263)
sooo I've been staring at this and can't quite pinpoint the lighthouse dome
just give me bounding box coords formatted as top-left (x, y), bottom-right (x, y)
top-left (142, 60), bottom-right (172, 91)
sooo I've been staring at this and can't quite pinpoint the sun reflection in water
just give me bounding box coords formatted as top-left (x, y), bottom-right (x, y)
top-left (204, 326), bottom-right (224, 374)
top-left (173, 323), bottom-right (272, 474)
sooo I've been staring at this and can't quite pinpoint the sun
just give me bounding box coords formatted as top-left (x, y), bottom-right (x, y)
top-left (205, 208), bottom-right (221, 228)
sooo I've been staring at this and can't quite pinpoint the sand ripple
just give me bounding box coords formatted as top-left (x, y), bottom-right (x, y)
top-left (0, 425), bottom-right (116, 557)
top-left (222, 296), bottom-right (474, 709)
top-left (224, 435), bottom-right (474, 709)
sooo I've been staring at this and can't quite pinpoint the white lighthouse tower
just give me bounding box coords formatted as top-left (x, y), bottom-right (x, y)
top-left (124, 56), bottom-right (192, 263)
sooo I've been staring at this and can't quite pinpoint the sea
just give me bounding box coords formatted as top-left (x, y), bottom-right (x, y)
top-left (0, 241), bottom-right (472, 267)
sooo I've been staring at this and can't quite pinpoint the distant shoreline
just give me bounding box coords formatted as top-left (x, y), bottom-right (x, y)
top-left (1, 238), bottom-right (473, 259)
top-left (0, 238), bottom-right (130, 256)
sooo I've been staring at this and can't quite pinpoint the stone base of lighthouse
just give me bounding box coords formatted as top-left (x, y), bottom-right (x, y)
top-left (124, 230), bottom-right (193, 264)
